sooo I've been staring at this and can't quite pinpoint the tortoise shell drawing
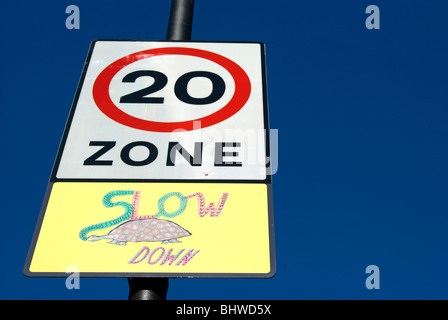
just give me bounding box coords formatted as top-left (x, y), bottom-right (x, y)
top-left (88, 218), bottom-right (191, 245)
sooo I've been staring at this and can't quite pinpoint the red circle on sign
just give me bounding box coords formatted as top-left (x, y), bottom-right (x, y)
top-left (92, 47), bottom-right (251, 132)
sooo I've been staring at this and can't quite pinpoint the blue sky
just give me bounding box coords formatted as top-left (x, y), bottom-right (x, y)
top-left (1, 0), bottom-right (448, 299)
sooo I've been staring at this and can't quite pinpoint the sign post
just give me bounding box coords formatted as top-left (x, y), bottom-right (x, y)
top-left (129, 0), bottom-right (195, 300)
top-left (24, 0), bottom-right (275, 300)
top-left (166, 0), bottom-right (194, 40)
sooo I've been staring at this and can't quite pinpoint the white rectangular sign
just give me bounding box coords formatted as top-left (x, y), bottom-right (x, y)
top-left (53, 41), bottom-right (270, 181)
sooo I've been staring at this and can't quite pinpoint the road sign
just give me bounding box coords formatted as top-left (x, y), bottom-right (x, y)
top-left (24, 40), bottom-right (275, 278)
top-left (26, 182), bottom-right (273, 277)
top-left (53, 40), bottom-right (271, 182)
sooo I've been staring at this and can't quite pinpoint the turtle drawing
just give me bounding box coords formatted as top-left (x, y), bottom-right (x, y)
top-left (88, 218), bottom-right (191, 245)
top-left (79, 190), bottom-right (191, 245)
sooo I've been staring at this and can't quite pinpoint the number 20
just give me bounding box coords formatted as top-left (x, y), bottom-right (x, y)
top-left (119, 70), bottom-right (226, 105)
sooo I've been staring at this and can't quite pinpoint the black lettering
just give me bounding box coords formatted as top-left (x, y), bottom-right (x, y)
top-left (166, 142), bottom-right (203, 166)
top-left (120, 70), bottom-right (167, 104)
top-left (83, 141), bottom-right (116, 166)
top-left (174, 71), bottom-right (225, 105)
top-left (120, 141), bottom-right (158, 166)
top-left (214, 142), bottom-right (242, 167)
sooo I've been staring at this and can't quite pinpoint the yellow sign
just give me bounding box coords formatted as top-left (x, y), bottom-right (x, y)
top-left (25, 182), bottom-right (274, 277)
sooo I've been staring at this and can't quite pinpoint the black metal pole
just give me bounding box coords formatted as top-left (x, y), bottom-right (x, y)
top-left (127, 0), bottom-right (195, 300)
top-left (166, 0), bottom-right (195, 40)
top-left (128, 277), bottom-right (169, 300)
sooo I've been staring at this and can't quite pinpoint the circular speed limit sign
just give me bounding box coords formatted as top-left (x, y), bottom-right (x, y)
top-left (92, 47), bottom-right (252, 132)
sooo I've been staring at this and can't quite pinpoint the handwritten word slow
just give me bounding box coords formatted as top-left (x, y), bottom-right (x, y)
top-left (129, 191), bottom-right (229, 220)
